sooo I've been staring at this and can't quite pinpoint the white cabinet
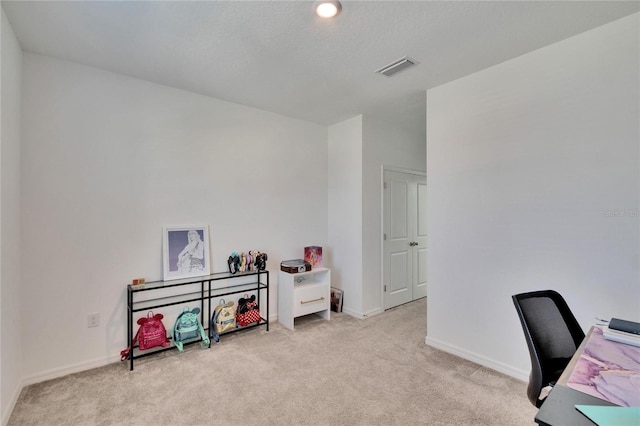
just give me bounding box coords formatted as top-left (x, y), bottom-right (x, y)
top-left (278, 268), bottom-right (330, 330)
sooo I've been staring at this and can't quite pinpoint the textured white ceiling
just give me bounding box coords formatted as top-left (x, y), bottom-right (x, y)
top-left (3, 1), bottom-right (639, 126)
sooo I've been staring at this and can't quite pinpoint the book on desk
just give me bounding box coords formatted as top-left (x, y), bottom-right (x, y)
top-left (610, 317), bottom-right (640, 335)
top-left (603, 318), bottom-right (640, 347)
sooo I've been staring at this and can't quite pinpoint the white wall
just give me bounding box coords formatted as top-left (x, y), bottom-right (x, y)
top-left (0, 7), bottom-right (23, 424)
top-left (327, 109), bottom-right (426, 318)
top-left (328, 116), bottom-right (363, 317)
top-left (361, 111), bottom-right (426, 315)
top-left (20, 53), bottom-right (328, 382)
top-left (426, 14), bottom-right (639, 380)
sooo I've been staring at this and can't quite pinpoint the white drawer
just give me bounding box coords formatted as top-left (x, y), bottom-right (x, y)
top-left (293, 283), bottom-right (330, 317)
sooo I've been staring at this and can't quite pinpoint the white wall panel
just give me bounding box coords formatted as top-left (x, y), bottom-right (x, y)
top-left (361, 110), bottom-right (426, 315)
top-left (426, 14), bottom-right (639, 379)
top-left (328, 116), bottom-right (363, 316)
top-left (1, 7), bottom-right (23, 423)
top-left (20, 54), bottom-right (327, 381)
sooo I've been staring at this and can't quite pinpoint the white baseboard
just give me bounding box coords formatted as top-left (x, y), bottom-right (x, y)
top-left (9, 315), bottom-right (276, 423)
top-left (425, 335), bottom-right (529, 382)
top-left (4, 354), bottom-right (119, 425)
top-left (23, 314), bottom-right (280, 385)
top-left (22, 354), bottom-right (119, 387)
top-left (339, 306), bottom-right (383, 320)
top-left (363, 307), bottom-right (384, 318)
top-left (342, 307), bottom-right (365, 319)
top-left (2, 381), bottom-right (23, 426)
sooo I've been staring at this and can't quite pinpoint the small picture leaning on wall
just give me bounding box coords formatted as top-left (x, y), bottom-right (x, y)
top-left (330, 287), bottom-right (343, 313)
top-left (163, 225), bottom-right (211, 281)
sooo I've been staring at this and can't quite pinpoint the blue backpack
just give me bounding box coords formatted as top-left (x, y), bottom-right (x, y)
top-left (172, 306), bottom-right (210, 352)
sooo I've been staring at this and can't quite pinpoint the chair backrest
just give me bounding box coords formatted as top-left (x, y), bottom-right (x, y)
top-left (512, 290), bottom-right (585, 407)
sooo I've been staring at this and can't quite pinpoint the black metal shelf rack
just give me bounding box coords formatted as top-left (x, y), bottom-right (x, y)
top-left (126, 269), bottom-right (269, 370)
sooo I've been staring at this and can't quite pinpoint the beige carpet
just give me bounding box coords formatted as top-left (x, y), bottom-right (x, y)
top-left (9, 298), bottom-right (536, 425)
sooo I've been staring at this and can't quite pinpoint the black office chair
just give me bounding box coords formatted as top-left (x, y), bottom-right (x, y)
top-left (512, 290), bottom-right (585, 408)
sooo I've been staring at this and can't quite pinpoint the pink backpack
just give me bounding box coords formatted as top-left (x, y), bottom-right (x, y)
top-left (121, 311), bottom-right (170, 360)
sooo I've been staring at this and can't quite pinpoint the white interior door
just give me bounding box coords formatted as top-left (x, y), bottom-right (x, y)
top-left (383, 170), bottom-right (427, 310)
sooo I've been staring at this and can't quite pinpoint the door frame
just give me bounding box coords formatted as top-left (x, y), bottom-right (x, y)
top-left (380, 166), bottom-right (427, 310)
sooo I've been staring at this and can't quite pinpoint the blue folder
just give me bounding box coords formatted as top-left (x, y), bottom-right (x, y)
top-left (575, 405), bottom-right (640, 426)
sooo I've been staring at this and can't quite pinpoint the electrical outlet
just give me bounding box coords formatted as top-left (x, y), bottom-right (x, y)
top-left (88, 313), bottom-right (100, 328)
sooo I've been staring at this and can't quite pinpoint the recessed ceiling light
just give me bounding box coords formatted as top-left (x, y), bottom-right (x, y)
top-left (314, 0), bottom-right (342, 18)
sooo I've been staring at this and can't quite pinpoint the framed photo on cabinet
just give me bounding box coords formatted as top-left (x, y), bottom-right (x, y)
top-left (163, 225), bottom-right (210, 281)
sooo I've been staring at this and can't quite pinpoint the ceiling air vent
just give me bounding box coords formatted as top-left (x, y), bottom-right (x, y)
top-left (376, 56), bottom-right (417, 77)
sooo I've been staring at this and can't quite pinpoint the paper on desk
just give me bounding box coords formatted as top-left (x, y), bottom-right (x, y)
top-left (575, 405), bottom-right (640, 426)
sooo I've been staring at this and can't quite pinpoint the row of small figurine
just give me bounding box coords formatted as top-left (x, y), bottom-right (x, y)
top-left (228, 250), bottom-right (268, 274)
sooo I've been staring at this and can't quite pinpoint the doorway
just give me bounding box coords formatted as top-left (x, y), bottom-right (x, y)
top-left (383, 169), bottom-right (427, 310)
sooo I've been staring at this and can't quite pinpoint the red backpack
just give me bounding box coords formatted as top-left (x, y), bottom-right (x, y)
top-left (121, 311), bottom-right (170, 360)
top-left (236, 294), bottom-right (262, 327)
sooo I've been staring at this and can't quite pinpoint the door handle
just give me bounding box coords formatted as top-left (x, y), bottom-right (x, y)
top-left (409, 242), bottom-right (419, 246)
